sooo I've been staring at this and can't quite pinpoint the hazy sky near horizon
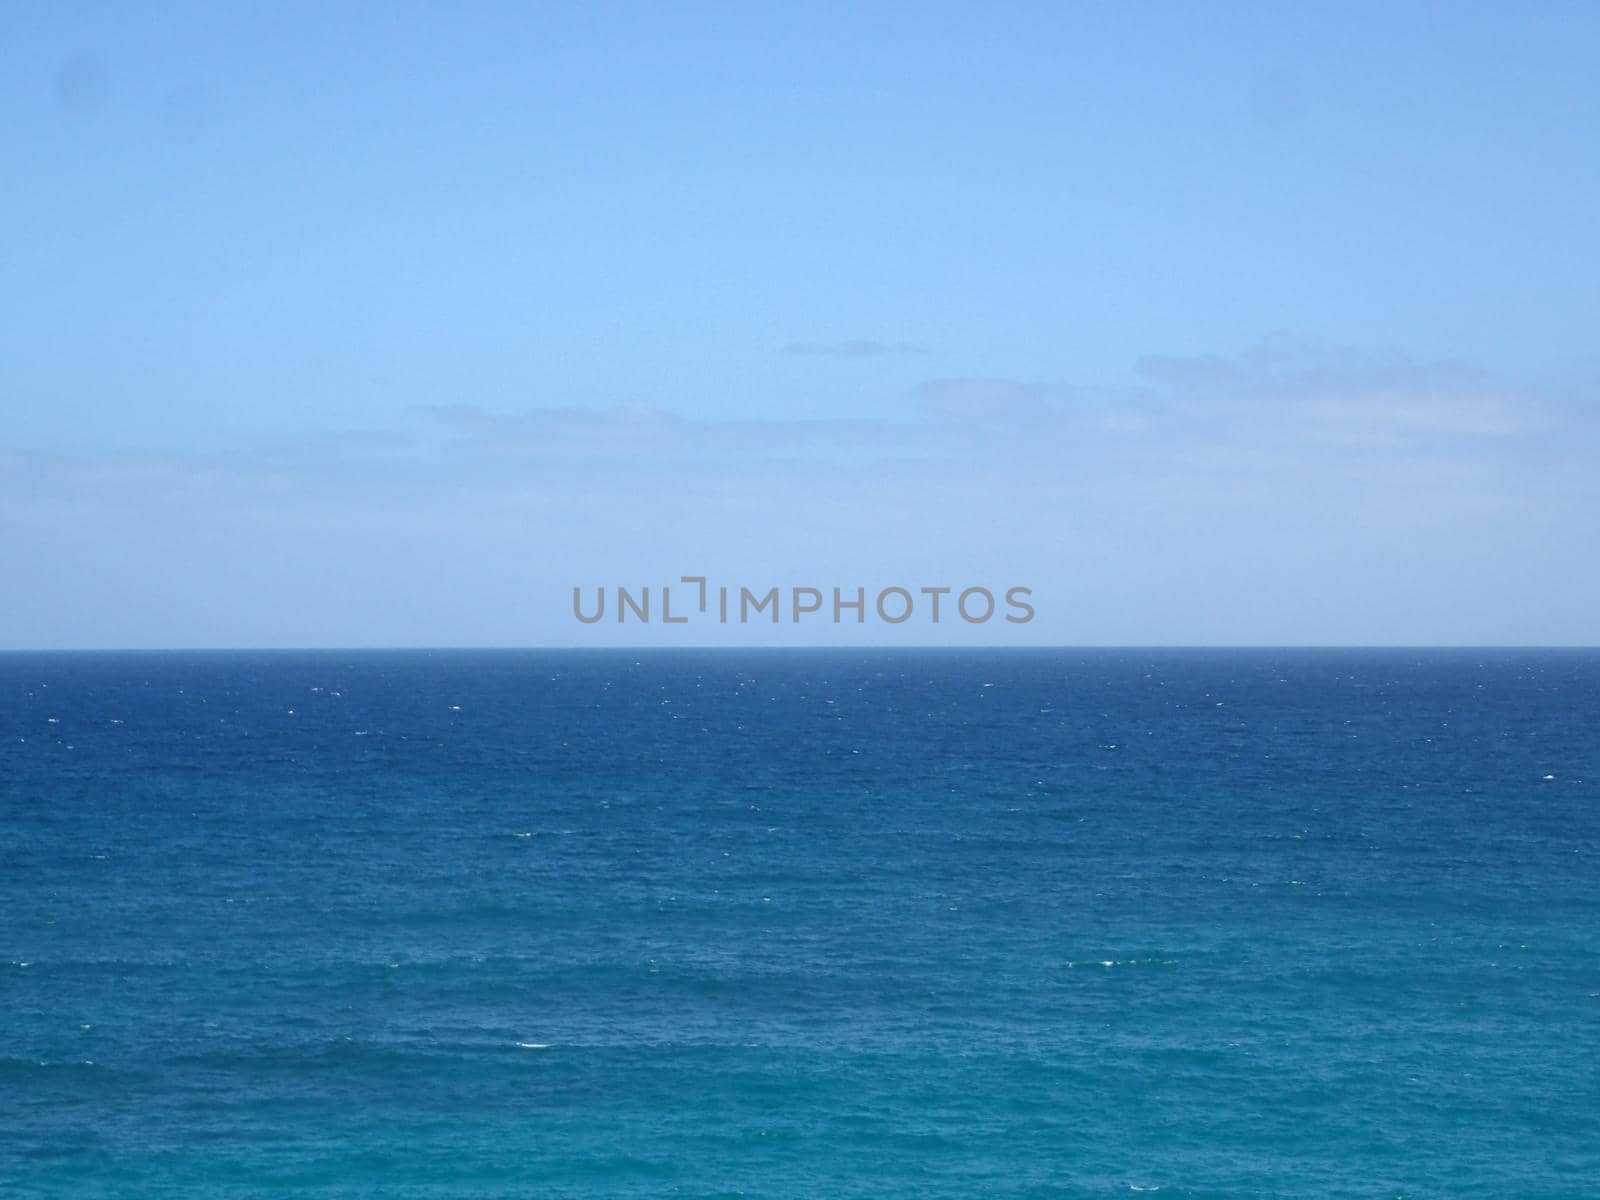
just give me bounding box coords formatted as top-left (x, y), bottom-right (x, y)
top-left (4, 3), bottom-right (1599, 647)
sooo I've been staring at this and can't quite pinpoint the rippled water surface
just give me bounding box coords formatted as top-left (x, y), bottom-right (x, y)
top-left (3, 649), bottom-right (1598, 1197)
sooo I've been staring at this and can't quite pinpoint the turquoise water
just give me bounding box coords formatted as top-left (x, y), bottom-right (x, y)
top-left (3, 649), bottom-right (1598, 1197)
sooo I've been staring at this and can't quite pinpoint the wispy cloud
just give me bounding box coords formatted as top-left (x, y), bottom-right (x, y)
top-left (3, 342), bottom-right (1595, 647)
top-left (780, 339), bottom-right (930, 359)
top-left (1135, 342), bottom-right (1552, 447)
top-left (8, 343), bottom-right (1582, 503)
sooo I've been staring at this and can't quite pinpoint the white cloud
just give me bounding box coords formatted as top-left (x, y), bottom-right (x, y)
top-left (2, 343), bottom-right (1594, 647)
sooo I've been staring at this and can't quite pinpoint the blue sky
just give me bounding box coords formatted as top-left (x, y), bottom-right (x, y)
top-left (4, 3), bottom-right (1598, 646)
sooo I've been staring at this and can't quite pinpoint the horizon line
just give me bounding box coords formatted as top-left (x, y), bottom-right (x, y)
top-left (3, 644), bottom-right (1598, 654)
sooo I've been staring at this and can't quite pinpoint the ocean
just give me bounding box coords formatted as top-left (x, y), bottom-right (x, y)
top-left (3, 649), bottom-right (1597, 1198)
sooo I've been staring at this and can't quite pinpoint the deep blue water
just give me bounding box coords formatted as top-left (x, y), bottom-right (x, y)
top-left (3, 649), bottom-right (1598, 1198)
